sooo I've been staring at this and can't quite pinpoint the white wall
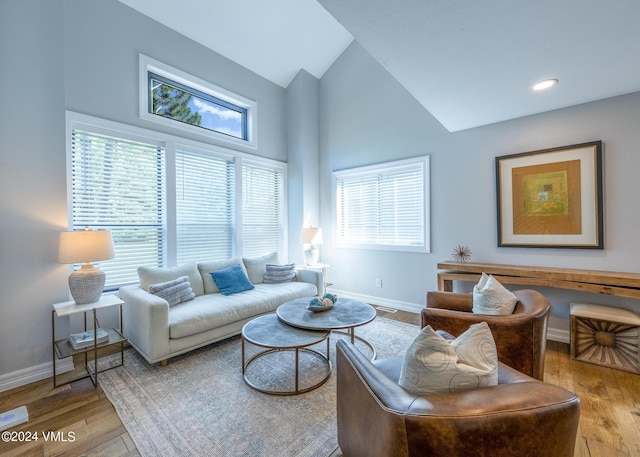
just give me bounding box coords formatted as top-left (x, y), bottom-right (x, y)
top-left (63, 0), bottom-right (287, 160)
top-left (0, 0), bottom-right (69, 389)
top-left (286, 70), bottom-right (321, 264)
top-left (319, 42), bottom-right (640, 339)
top-left (0, 0), bottom-right (289, 390)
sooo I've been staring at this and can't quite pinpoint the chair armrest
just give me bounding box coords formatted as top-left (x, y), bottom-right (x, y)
top-left (422, 306), bottom-right (536, 334)
top-left (512, 289), bottom-right (551, 316)
top-left (337, 339), bottom-right (415, 457)
top-left (426, 291), bottom-right (473, 311)
top-left (119, 285), bottom-right (170, 363)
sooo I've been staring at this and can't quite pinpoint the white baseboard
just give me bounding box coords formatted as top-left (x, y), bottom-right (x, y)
top-left (330, 288), bottom-right (572, 344)
top-left (0, 357), bottom-right (74, 393)
top-left (329, 288), bottom-right (424, 314)
top-left (547, 328), bottom-right (570, 344)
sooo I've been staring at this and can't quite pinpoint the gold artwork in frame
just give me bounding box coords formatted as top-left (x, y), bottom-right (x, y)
top-left (496, 141), bottom-right (603, 249)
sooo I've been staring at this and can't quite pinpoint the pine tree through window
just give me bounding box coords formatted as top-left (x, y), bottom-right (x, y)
top-left (149, 73), bottom-right (246, 140)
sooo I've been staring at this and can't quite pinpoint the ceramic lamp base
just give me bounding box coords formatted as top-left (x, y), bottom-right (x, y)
top-left (68, 263), bottom-right (105, 305)
top-left (304, 246), bottom-right (319, 266)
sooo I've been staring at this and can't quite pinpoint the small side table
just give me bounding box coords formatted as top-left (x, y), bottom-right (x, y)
top-left (52, 294), bottom-right (126, 388)
top-left (570, 302), bottom-right (640, 373)
top-left (297, 263), bottom-right (332, 294)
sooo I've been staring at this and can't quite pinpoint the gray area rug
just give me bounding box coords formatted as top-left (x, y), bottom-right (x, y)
top-left (99, 316), bottom-right (419, 457)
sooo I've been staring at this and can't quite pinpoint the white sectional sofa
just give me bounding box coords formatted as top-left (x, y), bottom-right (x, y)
top-left (119, 254), bottom-right (321, 365)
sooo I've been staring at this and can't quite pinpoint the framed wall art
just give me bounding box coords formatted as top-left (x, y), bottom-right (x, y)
top-left (495, 141), bottom-right (603, 249)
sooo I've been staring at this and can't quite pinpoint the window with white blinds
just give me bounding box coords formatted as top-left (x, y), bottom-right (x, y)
top-left (242, 161), bottom-right (285, 258)
top-left (176, 149), bottom-right (235, 264)
top-left (70, 128), bottom-right (165, 289)
top-left (334, 156), bottom-right (430, 253)
top-left (67, 112), bottom-right (288, 292)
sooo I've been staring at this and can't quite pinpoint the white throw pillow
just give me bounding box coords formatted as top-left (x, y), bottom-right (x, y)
top-left (398, 322), bottom-right (498, 396)
top-left (242, 251), bottom-right (279, 284)
top-left (472, 273), bottom-right (518, 315)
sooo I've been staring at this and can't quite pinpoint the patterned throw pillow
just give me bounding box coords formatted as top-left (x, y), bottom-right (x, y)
top-left (472, 273), bottom-right (518, 315)
top-left (148, 276), bottom-right (195, 307)
top-left (398, 322), bottom-right (498, 396)
top-left (263, 263), bottom-right (296, 283)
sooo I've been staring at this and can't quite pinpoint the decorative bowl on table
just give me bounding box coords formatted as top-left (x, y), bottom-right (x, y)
top-left (306, 294), bottom-right (338, 312)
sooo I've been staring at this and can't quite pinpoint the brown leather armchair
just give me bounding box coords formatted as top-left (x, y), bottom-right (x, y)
top-left (422, 289), bottom-right (550, 380)
top-left (336, 339), bottom-right (580, 457)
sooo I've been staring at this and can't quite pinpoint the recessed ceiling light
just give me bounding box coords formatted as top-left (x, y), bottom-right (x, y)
top-left (532, 79), bottom-right (558, 91)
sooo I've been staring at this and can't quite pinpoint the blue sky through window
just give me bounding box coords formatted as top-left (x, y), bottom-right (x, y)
top-left (189, 96), bottom-right (242, 138)
top-left (150, 74), bottom-right (246, 140)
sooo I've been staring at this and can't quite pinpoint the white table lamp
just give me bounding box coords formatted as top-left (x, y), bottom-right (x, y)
top-left (59, 228), bottom-right (115, 304)
top-left (302, 227), bottom-right (323, 266)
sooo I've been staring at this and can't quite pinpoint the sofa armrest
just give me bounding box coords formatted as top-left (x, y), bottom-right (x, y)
top-left (294, 268), bottom-right (323, 296)
top-left (119, 285), bottom-right (170, 363)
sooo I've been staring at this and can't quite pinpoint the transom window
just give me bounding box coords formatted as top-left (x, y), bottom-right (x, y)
top-left (149, 73), bottom-right (247, 141)
top-left (333, 156), bottom-right (430, 253)
top-left (139, 54), bottom-right (257, 149)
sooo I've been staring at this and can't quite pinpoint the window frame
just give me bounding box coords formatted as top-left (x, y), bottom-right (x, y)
top-left (139, 54), bottom-right (257, 150)
top-left (332, 156), bottom-right (430, 253)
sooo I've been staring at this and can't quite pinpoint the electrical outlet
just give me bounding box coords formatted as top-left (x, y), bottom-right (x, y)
top-left (376, 278), bottom-right (382, 287)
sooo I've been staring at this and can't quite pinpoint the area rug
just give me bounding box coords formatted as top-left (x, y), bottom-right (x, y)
top-left (99, 316), bottom-right (419, 457)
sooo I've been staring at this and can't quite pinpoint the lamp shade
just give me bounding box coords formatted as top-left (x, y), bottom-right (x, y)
top-left (301, 227), bottom-right (323, 245)
top-left (59, 229), bottom-right (115, 264)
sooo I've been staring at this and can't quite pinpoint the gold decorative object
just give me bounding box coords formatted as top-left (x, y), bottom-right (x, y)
top-left (452, 245), bottom-right (471, 263)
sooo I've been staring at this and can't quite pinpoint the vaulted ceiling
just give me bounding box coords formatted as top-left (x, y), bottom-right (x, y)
top-left (119, 0), bottom-right (640, 132)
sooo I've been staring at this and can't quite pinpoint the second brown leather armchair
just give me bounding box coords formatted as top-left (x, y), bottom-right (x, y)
top-left (422, 289), bottom-right (550, 380)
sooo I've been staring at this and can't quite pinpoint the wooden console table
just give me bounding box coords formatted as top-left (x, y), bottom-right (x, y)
top-left (437, 261), bottom-right (640, 300)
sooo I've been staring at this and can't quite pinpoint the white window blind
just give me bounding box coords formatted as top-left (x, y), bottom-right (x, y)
top-left (70, 129), bottom-right (165, 289)
top-left (334, 156), bottom-right (430, 252)
top-left (68, 112), bottom-right (288, 292)
top-left (175, 149), bottom-right (235, 264)
top-left (242, 161), bottom-right (284, 258)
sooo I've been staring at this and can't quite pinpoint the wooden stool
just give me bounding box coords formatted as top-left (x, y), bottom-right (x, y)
top-left (570, 302), bottom-right (640, 373)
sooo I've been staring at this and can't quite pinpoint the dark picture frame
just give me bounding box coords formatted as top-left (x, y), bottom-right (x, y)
top-left (496, 141), bottom-right (603, 249)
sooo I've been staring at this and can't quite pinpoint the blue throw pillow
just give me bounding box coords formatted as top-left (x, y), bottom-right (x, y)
top-left (210, 263), bottom-right (255, 296)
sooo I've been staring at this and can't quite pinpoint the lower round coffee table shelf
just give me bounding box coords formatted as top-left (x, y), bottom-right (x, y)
top-left (241, 314), bottom-right (332, 395)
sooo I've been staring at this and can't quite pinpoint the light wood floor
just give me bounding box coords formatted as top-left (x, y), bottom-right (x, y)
top-left (2, 309), bottom-right (639, 457)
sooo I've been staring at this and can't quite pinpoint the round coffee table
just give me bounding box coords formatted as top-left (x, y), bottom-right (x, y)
top-left (276, 297), bottom-right (377, 359)
top-left (241, 314), bottom-right (331, 395)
